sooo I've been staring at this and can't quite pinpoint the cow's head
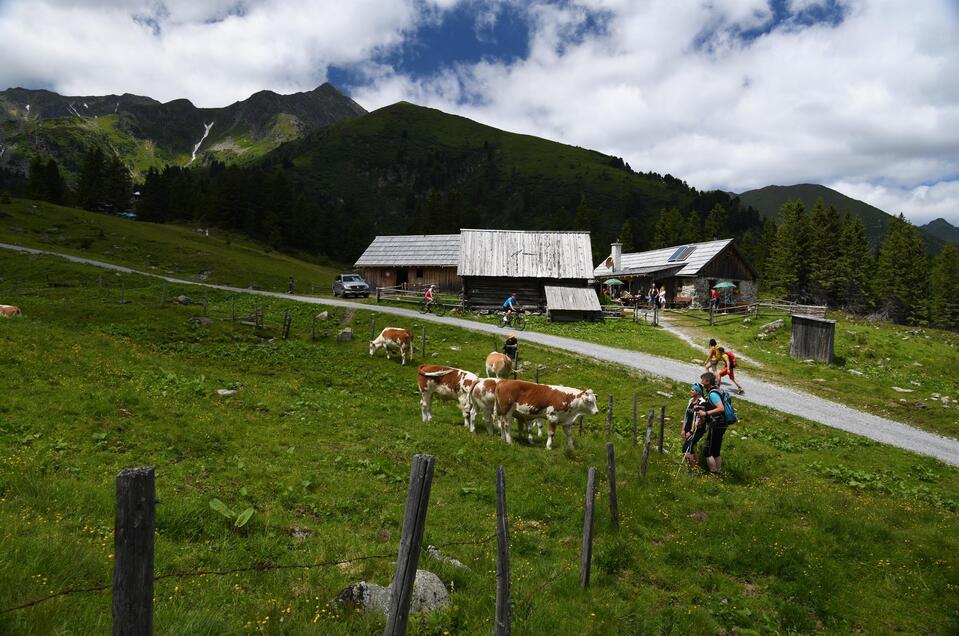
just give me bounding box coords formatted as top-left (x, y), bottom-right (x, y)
top-left (579, 389), bottom-right (599, 415)
top-left (369, 340), bottom-right (377, 355)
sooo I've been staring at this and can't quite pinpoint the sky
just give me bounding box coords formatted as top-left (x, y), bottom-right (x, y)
top-left (0, 0), bottom-right (957, 224)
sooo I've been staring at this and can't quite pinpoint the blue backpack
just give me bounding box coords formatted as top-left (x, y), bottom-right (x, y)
top-left (709, 388), bottom-right (738, 424)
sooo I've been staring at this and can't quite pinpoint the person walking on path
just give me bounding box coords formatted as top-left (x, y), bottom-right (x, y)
top-left (717, 346), bottom-right (745, 395)
top-left (704, 338), bottom-right (722, 376)
top-left (658, 285), bottom-right (667, 308)
top-left (648, 282), bottom-right (658, 309)
top-left (696, 372), bottom-right (730, 475)
top-left (287, 276), bottom-right (295, 294)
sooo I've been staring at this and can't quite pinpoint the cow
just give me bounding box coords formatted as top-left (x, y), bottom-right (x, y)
top-left (493, 380), bottom-right (598, 449)
top-left (369, 327), bottom-right (412, 365)
top-left (0, 305), bottom-right (21, 318)
top-left (470, 377), bottom-right (544, 441)
top-left (416, 365), bottom-right (479, 429)
top-left (485, 352), bottom-right (513, 378)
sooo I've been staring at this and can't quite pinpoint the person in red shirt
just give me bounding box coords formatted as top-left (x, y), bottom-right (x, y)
top-left (709, 287), bottom-right (719, 310)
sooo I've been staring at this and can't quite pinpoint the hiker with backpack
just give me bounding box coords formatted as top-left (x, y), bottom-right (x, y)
top-left (704, 338), bottom-right (722, 376)
top-left (693, 371), bottom-right (737, 475)
top-left (681, 382), bottom-right (708, 473)
top-left (717, 346), bottom-right (744, 395)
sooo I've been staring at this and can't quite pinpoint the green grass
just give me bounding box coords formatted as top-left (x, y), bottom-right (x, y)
top-left (0, 198), bottom-right (343, 293)
top-left (1, 250), bottom-right (958, 635)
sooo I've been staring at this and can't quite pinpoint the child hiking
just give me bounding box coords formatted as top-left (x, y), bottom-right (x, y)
top-left (717, 346), bottom-right (744, 395)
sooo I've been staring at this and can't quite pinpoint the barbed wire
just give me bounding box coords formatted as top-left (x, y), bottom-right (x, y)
top-left (0, 533), bottom-right (496, 614)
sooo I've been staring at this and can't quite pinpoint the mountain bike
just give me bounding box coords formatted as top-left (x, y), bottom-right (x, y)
top-left (501, 309), bottom-right (527, 331)
top-left (419, 298), bottom-right (448, 316)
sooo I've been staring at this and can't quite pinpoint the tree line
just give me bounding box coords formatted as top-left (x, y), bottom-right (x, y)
top-left (757, 198), bottom-right (958, 328)
top-left (14, 148), bottom-right (133, 213)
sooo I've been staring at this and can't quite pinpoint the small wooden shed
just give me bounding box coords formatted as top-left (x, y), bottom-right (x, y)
top-left (544, 285), bottom-right (603, 321)
top-left (353, 234), bottom-right (461, 291)
top-left (790, 314), bottom-right (836, 363)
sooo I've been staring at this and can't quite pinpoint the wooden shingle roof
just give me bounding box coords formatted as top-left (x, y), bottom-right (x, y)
top-left (458, 229), bottom-right (593, 279)
top-left (544, 285), bottom-right (602, 312)
top-left (354, 234), bottom-right (461, 267)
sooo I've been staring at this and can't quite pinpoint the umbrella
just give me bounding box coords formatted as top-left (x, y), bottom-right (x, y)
top-left (603, 278), bottom-right (625, 286)
top-left (713, 281), bottom-right (737, 289)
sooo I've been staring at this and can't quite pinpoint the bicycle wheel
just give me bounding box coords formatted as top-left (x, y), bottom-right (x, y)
top-left (433, 302), bottom-right (448, 316)
top-left (418, 300), bottom-right (428, 314)
top-left (513, 313), bottom-right (528, 331)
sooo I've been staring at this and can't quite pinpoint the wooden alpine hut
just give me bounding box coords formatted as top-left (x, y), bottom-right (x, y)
top-left (353, 234), bottom-right (461, 291)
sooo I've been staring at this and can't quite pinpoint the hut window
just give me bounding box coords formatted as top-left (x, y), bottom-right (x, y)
top-left (416, 268), bottom-right (424, 278)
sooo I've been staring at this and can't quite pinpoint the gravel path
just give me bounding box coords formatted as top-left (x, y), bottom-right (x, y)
top-left (4, 241), bottom-right (958, 466)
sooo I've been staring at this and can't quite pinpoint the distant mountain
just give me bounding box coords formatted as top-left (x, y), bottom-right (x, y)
top-left (0, 83), bottom-right (366, 181)
top-left (737, 183), bottom-right (945, 253)
top-left (920, 218), bottom-right (959, 246)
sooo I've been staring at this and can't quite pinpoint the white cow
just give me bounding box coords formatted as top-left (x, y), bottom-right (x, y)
top-left (416, 365), bottom-right (479, 429)
top-left (493, 380), bottom-right (599, 448)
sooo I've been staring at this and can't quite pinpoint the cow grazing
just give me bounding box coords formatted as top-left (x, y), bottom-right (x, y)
top-left (485, 352), bottom-right (513, 378)
top-left (369, 327), bottom-right (412, 365)
top-left (0, 305), bottom-right (21, 318)
top-left (416, 365), bottom-right (479, 429)
top-left (493, 380), bottom-right (598, 449)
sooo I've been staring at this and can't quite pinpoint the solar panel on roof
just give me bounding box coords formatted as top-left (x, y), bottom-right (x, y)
top-left (678, 245), bottom-right (696, 260)
top-left (667, 246), bottom-right (688, 262)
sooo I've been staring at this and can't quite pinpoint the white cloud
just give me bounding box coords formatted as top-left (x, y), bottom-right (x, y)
top-left (352, 0), bottom-right (959, 224)
top-left (2, 0), bottom-right (957, 224)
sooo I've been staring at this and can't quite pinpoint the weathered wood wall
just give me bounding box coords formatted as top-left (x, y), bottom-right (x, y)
top-left (361, 266), bottom-right (461, 291)
top-left (789, 314), bottom-right (835, 362)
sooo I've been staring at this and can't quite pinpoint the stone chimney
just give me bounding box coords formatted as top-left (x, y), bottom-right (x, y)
top-left (611, 241), bottom-right (622, 273)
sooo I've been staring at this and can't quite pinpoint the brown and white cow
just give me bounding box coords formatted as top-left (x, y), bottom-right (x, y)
top-left (369, 327), bottom-right (412, 365)
top-left (493, 380), bottom-right (598, 448)
top-left (416, 365), bottom-right (479, 429)
top-left (0, 305), bottom-right (21, 318)
top-left (470, 377), bottom-right (543, 440)
top-left (485, 352), bottom-right (513, 378)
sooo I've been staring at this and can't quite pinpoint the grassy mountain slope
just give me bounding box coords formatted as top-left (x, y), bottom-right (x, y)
top-left (269, 102), bottom-right (701, 249)
top-left (737, 183), bottom-right (945, 252)
top-left (921, 218), bottom-right (959, 246)
top-left (0, 198), bottom-right (341, 292)
top-left (0, 84), bottom-right (366, 182)
top-left (1, 251), bottom-right (958, 634)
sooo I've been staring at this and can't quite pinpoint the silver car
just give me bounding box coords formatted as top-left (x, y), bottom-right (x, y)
top-left (332, 273), bottom-right (370, 298)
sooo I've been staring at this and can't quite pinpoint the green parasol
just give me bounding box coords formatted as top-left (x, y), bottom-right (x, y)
top-left (603, 278), bottom-right (625, 286)
top-left (713, 281), bottom-right (737, 289)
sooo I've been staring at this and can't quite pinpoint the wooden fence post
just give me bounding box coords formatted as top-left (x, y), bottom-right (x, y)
top-left (385, 454), bottom-right (436, 636)
top-left (370, 317), bottom-right (376, 342)
top-left (113, 466), bottom-right (155, 636)
top-left (492, 335), bottom-right (498, 353)
top-left (203, 291), bottom-right (208, 316)
top-left (282, 311), bottom-right (292, 339)
top-left (376, 287), bottom-right (382, 303)
top-left (653, 307), bottom-right (659, 326)
top-left (534, 366), bottom-right (539, 384)
top-left (494, 466), bottom-right (511, 636)
top-left (606, 443), bottom-right (619, 529)
top-left (421, 325), bottom-right (427, 358)
top-left (160, 283), bottom-right (166, 306)
top-left (632, 392), bottom-right (638, 445)
top-left (312, 314), bottom-right (317, 342)
top-left (658, 405), bottom-right (666, 453)
top-left (606, 394), bottom-right (613, 438)
top-left (709, 305), bottom-right (715, 326)
top-left (98, 274), bottom-right (103, 289)
top-left (231, 296), bottom-right (236, 322)
top-left (580, 467), bottom-right (597, 588)
top-left (120, 282), bottom-right (126, 305)
top-left (640, 409), bottom-right (654, 478)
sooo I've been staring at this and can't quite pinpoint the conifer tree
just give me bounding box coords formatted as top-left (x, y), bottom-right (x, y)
top-left (77, 147), bottom-right (106, 211)
top-left (755, 217), bottom-right (779, 280)
top-left (652, 208), bottom-right (684, 248)
top-left (875, 214), bottom-right (929, 324)
top-left (763, 201), bottom-right (810, 300)
top-left (835, 214), bottom-right (875, 312)
top-left (683, 210), bottom-right (702, 243)
top-left (929, 243), bottom-right (959, 328)
top-left (703, 203), bottom-right (727, 240)
top-left (618, 219), bottom-right (636, 252)
top-left (807, 199), bottom-right (843, 305)
top-left (44, 159), bottom-right (67, 205)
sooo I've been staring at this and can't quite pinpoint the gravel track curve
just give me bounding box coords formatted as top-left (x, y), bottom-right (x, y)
top-left (4, 241), bottom-right (958, 466)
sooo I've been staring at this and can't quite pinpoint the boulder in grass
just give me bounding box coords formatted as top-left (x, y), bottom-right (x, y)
top-left (759, 319), bottom-right (784, 334)
top-left (336, 328), bottom-right (353, 342)
top-left (317, 311), bottom-right (329, 321)
top-left (216, 388), bottom-right (237, 397)
top-left (173, 295), bottom-right (194, 305)
top-left (333, 570), bottom-right (449, 616)
top-left (189, 316), bottom-right (214, 327)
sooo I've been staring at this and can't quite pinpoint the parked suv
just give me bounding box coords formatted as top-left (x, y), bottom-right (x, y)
top-left (332, 273), bottom-right (370, 298)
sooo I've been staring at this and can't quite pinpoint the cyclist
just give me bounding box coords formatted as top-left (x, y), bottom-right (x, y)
top-left (423, 285), bottom-right (437, 312)
top-left (502, 293), bottom-right (521, 325)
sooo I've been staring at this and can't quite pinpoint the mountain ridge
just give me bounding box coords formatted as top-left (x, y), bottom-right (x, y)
top-left (737, 183), bottom-right (945, 253)
top-left (0, 83), bottom-right (366, 179)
